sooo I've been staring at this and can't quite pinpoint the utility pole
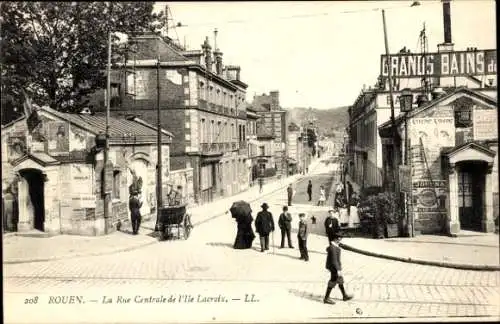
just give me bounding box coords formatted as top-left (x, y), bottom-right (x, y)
top-left (103, 31), bottom-right (112, 234)
top-left (382, 9), bottom-right (400, 194)
top-left (155, 35), bottom-right (163, 231)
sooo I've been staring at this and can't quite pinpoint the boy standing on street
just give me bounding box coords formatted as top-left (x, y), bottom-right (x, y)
top-left (324, 232), bottom-right (353, 304)
top-left (278, 206), bottom-right (294, 249)
top-left (297, 213), bottom-right (309, 261)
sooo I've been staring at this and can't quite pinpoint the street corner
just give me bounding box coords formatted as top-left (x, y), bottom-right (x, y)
top-left (3, 230), bottom-right (159, 264)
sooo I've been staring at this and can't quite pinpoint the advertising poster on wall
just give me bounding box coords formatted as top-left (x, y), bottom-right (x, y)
top-left (71, 164), bottom-right (95, 208)
top-left (47, 121), bottom-right (70, 156)
top-left (7, 134), bottom-right (27, 161)
top-left (473, 109), bottom-right (498, 141)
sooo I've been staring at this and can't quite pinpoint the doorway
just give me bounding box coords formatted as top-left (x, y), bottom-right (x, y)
top-left (19, 169), bottom-right (45, 231)
top-left (457, 161), bottom-right (486, 231)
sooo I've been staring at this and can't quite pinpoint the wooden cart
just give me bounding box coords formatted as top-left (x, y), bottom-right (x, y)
top-left (157, 204), bottom-right (193, 240)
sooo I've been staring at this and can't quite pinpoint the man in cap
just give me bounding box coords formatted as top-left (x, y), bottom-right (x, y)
top-left (255, 202), bottom-right (275, 252)
top-left (324, 208), bottom-right (340, 243)
top-left (324, 232), bottom-right (353, 304)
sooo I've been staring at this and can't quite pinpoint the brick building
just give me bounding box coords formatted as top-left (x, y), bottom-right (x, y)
top-left (250, 91), bottom-right (288, 176)
top-left (1, 105), bottom-right (172, 236)
top-left (86, 34), bottom-right (249, 204)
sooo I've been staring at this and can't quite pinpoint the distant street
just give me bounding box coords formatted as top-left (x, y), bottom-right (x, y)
top-left (4, 160), bottom-right (499, 323)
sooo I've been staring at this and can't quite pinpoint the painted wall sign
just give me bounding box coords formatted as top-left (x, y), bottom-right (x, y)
top-left (473, 109), bottom-right (498, 141)
top-left (381, 49), bottom-right (496, 78)
top-left (7, 134), bottom-right (27, 161)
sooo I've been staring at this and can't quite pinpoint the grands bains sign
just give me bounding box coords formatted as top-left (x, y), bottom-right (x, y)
top-left (380, 49), bottom-right (496, 78)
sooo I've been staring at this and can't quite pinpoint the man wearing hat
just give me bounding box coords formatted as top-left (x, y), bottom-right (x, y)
top-left (255, 203), bottom-right (275, 252)
top-left (129, 191), bottom-right (143, 235)
top-left (324, 208), bottom-right (340, 243)
top-left (324, 232), bottom-right (353, 304)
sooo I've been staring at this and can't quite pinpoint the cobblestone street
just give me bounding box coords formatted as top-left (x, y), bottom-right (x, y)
top-left (3, 162), bottom-right (499, 323)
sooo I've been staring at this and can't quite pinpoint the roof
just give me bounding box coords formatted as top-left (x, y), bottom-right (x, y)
top-left (378, 87), bottom-right (497, 131)
top-left (39, 106), bottom-right (172, 144)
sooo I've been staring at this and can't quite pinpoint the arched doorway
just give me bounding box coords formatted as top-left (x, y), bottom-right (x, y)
top-left (19, 168), bottom-right (45, 231)
top-left (456, 161), bottom-right (487, 231)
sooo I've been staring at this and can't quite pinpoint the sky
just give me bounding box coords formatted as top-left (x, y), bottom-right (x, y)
top-left (154, 1), bottom-right (496, 109)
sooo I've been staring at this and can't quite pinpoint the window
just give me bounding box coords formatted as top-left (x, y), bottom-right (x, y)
top-left (259, 145), bottom-right (265, 156)
top-left (210, 120), bottom-right (214, 143)
top-left (217, 121), bottom-right (222, 143)
top-left (201, 118), bottom-right (206, 143)
top-left (112, 170), bottom-right (121, 199)
top-left (110, 83), bottom-right (121, 108)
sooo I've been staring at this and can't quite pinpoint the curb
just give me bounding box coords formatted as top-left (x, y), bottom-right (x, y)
top-left (339, 242), bottom-right (500, 271)
top-left (3, 161), bottom-right (323, 265)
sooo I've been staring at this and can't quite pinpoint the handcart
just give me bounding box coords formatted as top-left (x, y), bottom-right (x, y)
top-left (157, 204), bottom-right (193, 240)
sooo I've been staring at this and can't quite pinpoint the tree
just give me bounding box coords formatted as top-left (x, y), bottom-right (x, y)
top-left (1, 2), bottom-right (165, 114)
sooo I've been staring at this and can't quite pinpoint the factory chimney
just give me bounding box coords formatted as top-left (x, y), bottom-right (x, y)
top-left (438, 0), bottom-right (454, 52)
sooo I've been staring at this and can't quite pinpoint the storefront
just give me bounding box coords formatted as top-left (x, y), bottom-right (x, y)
top-left (2, 105), bottom-right (172, 236)
top-left (379, 88), bottom-right (498, 235)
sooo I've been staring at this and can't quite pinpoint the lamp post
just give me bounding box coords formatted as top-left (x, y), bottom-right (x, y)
top-left (102, 31), bottom-right (112, 234)
top-left (399, 88), bottom-right (413, 237)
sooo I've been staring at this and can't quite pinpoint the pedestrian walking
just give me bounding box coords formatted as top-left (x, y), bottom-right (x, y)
top-left (258, 177), bottom-right (264, 194)
top-left (317, 185), bottom-right (326, 206)
top-left (307, 180), bottom-right (313, 201)
top-left (324, 208), bottom-right (340, 242)
top-left (129, 192), bottom-right (143, 235)
top-left (278, 206), bottom-right (294, 249)
top-left (287, 184), bottom-right (293, 206)
top-left (323, 232), bottom-right (353, 304)
top-left (255, 202), bottom-right (275, 252)
top-left (297, 213), bottom-right (309, 261)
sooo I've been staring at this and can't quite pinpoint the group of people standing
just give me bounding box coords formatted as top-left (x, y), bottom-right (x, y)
top-left (232, 201), bottom-right (353, 305)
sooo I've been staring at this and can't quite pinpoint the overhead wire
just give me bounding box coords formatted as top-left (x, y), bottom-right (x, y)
top-left (172, 1), bottom-right (438, 28)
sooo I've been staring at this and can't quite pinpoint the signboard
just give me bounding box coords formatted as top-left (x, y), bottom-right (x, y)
top-left (399, 165), bottom-right (411, 193)
top-left (71, 165), bottom-right (95, 208)
top-left (7, 134), bottom-right (27, 161)
top-left (381, 49), bottom-right (496, 78)
top-left (473, 109), bottom-right (498, 141)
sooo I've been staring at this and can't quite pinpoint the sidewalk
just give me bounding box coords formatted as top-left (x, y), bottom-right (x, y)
top-left (340, 231), bottom-right (500, 271)
top-left (3, 158), bottom-right (323, 264)
top-left (341, 172), bottom-right (500, 271)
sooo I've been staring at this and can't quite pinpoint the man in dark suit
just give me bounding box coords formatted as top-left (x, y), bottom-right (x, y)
top-left (297, 213), bottom-right (309, 261)
top-left (307, 180), bottom-right (313, 201)
top-left (324, 232), bottom-right (353, 304)
top-left (287, 184), bottom-right (293, 206)
top-left (324, 209), bottom-right (340, 243)
top-left (255, 203), bottom-right (275, 252)
top-left (129, 192), bottom-right (143, 235)
top-left (278, 206), bottom-right (294, 249)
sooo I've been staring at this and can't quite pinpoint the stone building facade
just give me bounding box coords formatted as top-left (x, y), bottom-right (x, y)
top-left (251, 91), bottom-right (288, 176)
top-left (1, 105), bottom-right (172, 236)
top-left (86, 34), bottom-right (249, 204)
top-left (379, 88), bottom-right (498, 235)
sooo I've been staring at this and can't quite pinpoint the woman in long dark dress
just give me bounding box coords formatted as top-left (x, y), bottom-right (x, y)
top-left (233, 212), bottom-right (255, 249)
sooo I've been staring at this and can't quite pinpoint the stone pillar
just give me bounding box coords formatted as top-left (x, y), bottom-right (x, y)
top-left (483, 163), bottom-right (495, 232)
top-left (17, 176), bottom-right (31, 232)
top-left (447, 163), bottom-right (460, 236)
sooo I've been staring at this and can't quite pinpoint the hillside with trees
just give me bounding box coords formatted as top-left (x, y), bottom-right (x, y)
top-left (286, 106), bottom-right (349, 136)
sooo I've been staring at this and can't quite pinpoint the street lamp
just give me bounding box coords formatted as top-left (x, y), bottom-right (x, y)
top-left (399, 88), bottom-right (413, 237)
